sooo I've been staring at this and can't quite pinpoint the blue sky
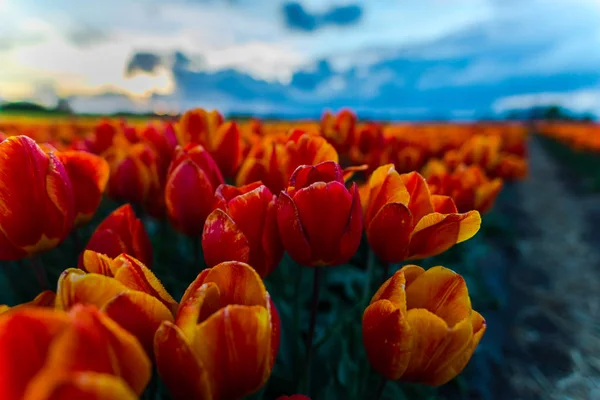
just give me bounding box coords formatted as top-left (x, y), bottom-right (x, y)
top-left (1, 0), bottom-right (599, 118)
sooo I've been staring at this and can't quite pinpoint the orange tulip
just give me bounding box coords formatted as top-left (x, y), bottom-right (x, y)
top-left (277, 161), bottom-right (362, 267)
top-left (165, 143), bottom-right (224, 236)
top-left (426, 164), bottom-right (503, 214)
top-left (363, 265), bottom-right (486, 386)
top-left (0, 136), bottom-right (74, 261)
top-left (155, 261), bottom-right (280, 400)
top-left (178, 109), bottom-right (241, 178)
top-left (493, 154), bottom-right (528, 180)
top-left (236, 137), bottom-right (286, 194)
top-left (203, 183), bottom-right (283, 277)
top-left (104, 139), bottom-right (158, 205)
top-left (363, 165), bottom-right (481, 263)
top-left (56, 151), bottom-right (110, 227)
top-left (59, 251), bottom-right (177, 355)
top-left (0, 304), bottom-right (150, 400)
top-left (283, 130), bottom-right (339, 182)
top-left (321, 109), bottom-right (356, 153)
top-left (80, 204), bottom-right (153, 268)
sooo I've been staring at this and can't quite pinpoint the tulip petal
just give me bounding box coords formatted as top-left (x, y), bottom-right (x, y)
top-left (431, 311), bottom-right (486, 386)
top-left (293, 181), bottom-right (353, 266)
top-left (400, 171), bottom-right (434, 223)
top-left (0, 308), bottom-right (70, 400)
top-left (154, 321), bottom-right (212, 400)
top-left (362, 300), bottom-right (413, 380)
top-left (367, 202), bottom-right (412, 264)
top-left (369, 269), bottom-right (407, 310)
top-left (400, 308), bottom-right (449, 382)
top-left (56, 269), bottom-right (129, 310)
top-left (405, 266), bottom-right (472, 327)
top-left (202, 261), bottom-right (267, 308)
top-left (276, 192), bottom-right (312, 266)
top-left (192, 305), bottom-right (271, 400)
top-left (260, 198), bottom-right (284, 277)
top-left (103, 291), bottom-right (174, 356)
top-left (289, 161), bottom-right (344, 190)
top-left (338, 183), bottom-right (363, 266)
top-left (408, 211), bottom-right (481, 260)
top-left (24, 372), bottom-right (138, 400)
top-left (202, 209), bottom-right (250, 268)
top-left (267, 295), bottom-right (281, 368)
top-left (365, 164), bottom-right (410, 224)
top-left (110, 254), bottom-right (177, 313)
top-left (165, 159), bottom-right (215, 236)
top-left (177, 282), bottom-right (221, 339)
top-left (81, 250), bottom-right (113, 275)
top-left (431, 195), bottom-right (458, 214)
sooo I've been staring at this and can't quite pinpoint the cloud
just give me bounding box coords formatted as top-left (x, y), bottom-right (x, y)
top-left (282, 2), bottom-right (363, 32)
top-left (126, 52), bottom-right (163, 76)
top-left (65, 25), bottom-right (111, 48)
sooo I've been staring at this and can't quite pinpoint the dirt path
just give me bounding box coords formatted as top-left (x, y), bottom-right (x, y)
top-left (503, 136), bottom-right (600, 399)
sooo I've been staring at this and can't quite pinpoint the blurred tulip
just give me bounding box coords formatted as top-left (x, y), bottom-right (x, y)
top-left (0, 304), bottom-right (151, 400)
top-left (236, 137), bottom-right (286, 194)
top-left (177, 108), bottom-right (223, 146)
top-left (57, 151), bottom-right (110, 227)
top-left (363, 265), bottom-right (486, 386)
top-left (0, 136), bottom-right (74, 260)
top-left (321, 109), bottom-right (356, 153)
top-left (80, 204), bottom-right (153, 268)
top-left (277, 161), bottom-right (362, 267)
top-left (104, 139), bottom-right (158, 205)
top-left (203, 182), bottom-right (283, 277)
top-left (493, 154), bottom-right (528, 180)
top-left (92, 120), bottom-right (118, 154)
top-left (155, 261), bottom-right (280, 400)
top-left (165, 143), bottom-right (224, 236)
top-left (59, 251), bottom-right (177, 354)
top-left (427, 164), bottom-right (503, 214)
top-left (283, 130), bottom-right (339, 182)
top-left (363, 165), bottom-right (481, 263)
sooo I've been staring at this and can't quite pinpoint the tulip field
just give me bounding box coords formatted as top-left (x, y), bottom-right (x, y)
top-left (0, 109), bottom-right (539, 399)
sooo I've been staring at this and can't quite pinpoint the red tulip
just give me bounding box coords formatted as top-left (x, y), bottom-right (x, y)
top-left (277, 161), bottom-right (362, 267)
top-left (165, 144), bottom-right (224, 236)
top-left (0, 136), bottom-right (74, 260)
top-left (203, 182), bottom-right (283, 277)
top-left (80, 204), bottom-right (153, 268)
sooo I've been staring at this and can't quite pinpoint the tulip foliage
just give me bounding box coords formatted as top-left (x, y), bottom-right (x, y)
top-left (0, 109), bottom-right (530, 399)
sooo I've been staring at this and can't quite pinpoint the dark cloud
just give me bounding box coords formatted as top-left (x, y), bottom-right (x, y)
top-left (126, 52), bottom-right (163, 76)
top-left (282, 2), bottom-right (363, 32)
top-left (65, 25), bottom-right (110, 48)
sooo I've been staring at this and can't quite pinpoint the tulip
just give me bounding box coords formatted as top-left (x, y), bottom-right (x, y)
top-left (203, 182), bottom-right (283, 277)
top-left (165, 143), bottom-right (224, 236)
top-left (426, 164), bottom-right (503, 214)
top-left (0, 304), bottom-right (151, 400)
top-left (155, 261), bottom-right (280, 400)
top-left (493, 154), bottom-right (528, 180)
top-left (363, 165), bottom-right (481, 264)
top-left (363, 265), bottom-right (486, 386)
top-left (177, 108), bottom-right (224, 146)
top-left (0, 136), bottom-right (74, 261)
top-left (58, 251), bottom-right (177, 355)
top-left (277, 161), bottom-right (363, 267)
top-left (321, 109), bottom-right (356, 153)
top-left (56, 151), bottom-right (110, 227)
top-left (80, 204), bottom-right (153, 268)
top-left (92, 119), bottom-right (117, 154)
top-left (104, 139), bottom-right (158, 205)
top-left (236, 137), bottom-right (286, 194)
top-left (283, 130), bottom-right (339, 183)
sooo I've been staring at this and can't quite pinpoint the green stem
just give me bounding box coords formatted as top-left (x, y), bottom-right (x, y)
top-left (303, 267), bottom-right (322, 395)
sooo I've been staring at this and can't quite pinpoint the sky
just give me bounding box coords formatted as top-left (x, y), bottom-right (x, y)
top-left (1, 0), bottom-right (599, 118)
